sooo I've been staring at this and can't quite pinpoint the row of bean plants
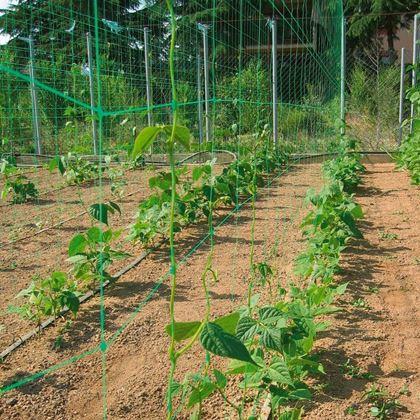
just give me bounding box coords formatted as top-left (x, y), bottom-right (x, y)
top-left (396, 77), bottom-right (420, 185)
top-left (0, 152), bottom-right (136, 204)
top-left (162, 136), bottom-right (366, 419)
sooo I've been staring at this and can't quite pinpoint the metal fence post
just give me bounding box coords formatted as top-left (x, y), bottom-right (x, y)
top-left (144, 27), bottom-right (153, 127)
top-left (270, 18), bottom-right (278, 148)
top-left (197, 52), bottom-right (204, 145)
top-left (410, 13), bottom-right (419, 134)
top-left (398, 48), bottom-right (406, 145)
top-left (199, 24), bottom-right (211, 143)
top-left (340, 16), bottom-right (346, 136)
top-left (28, 36), bottom-right (42, 155)
top-left (86, 32), bottom-right (98, 155)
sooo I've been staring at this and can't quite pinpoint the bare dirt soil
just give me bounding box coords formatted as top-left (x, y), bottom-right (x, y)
top-left (304, 163), bottom-right (420, 419)
top-left (0, 166), bottom-right (160, 348)
top-left (0, 163), bottom-right (418, 420)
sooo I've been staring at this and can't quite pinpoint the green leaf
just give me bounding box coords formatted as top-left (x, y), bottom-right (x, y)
top-left (226, 359), bottom-right (259, 375)
top-left (163, 125), bottom-right (191, 150)
top-left (200, 322), bottom-right (256, 365)
top-left (213, 369), bottom-right (227, 388)
top-left (267, 359), bottom-right (293, 385)
top-left (108, 201), bottom-right (121, 215)
top-left (131, 126), bottom-right (163, 159)
top-left (260, 327), bottom-right (283, 352)
top-left (187, 381), bottom-right (217, 408)
top-left (86, 226), bottom-right (102, 242)
top-left (164, 321), bottom-right (201, 342)
top-left (214, 312), bottom-right (240, 335)
top-left (68, 234), bottom-right (87, 256)
top-left (259, 306), bottom-right (284, 324)
top-left (351, 204), bottom-right (363, 219)
top-left (89, 203), bottom-right (110, 225)
top-left (236, 316), bottom-right (258, 342)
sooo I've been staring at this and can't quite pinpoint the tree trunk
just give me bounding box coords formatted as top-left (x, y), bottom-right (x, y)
top-left (387, 28), bottom-right (395, 52)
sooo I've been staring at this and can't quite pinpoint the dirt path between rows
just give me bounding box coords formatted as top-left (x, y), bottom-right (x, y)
top-left (305, 163), bottom-right (420, 419)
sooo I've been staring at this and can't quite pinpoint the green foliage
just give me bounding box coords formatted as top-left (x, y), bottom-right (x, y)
top-left (88, 201), bottom-right (121, 226)
top-left (0, 159), bottom-right (39, 204)
top-left (67, 227), bottom-right (129, 288)
top-left (396, 81), bottom-right (420, 185)
top-left (49, 153), bottom-right (99, 185)
top-left (323, 137), bottom-right (366, 192)
top-left (161, 139), bottom-right (365, 416)
top-left (9, 272), bottom-right (80, 326)
top-left (363, 384), bottom-right (403, 419)
top-left (129, 146), bottom-right (289, 247)
top-left (216, 60), bottom-right (271, 134)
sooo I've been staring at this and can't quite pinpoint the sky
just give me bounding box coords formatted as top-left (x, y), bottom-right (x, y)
top-left (0, 0), bottom-right (17, 44)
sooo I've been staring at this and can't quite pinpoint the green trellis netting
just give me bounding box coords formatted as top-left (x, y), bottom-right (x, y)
top-left (0, 0), bottom-right (343, 158)
top-left (0, 0), bottom-right (345, 418)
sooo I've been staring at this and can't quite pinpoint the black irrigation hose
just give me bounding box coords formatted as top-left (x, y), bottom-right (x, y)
top-left (0, 155), bottom-right (314, 360)
top-left (0, 241), bottom-right (164, 360)
top-left (0, 184), bottom-right (148, 248)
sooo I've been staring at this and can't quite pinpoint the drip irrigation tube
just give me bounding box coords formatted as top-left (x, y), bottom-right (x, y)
top-left (0, 157), bottom-right (300, 360)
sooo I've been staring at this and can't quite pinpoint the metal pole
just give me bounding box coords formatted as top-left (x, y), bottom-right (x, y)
top-left (398, 48), bottom-right (406, 145)
top-left (340, 16), bottom-right (346, 136)
top-left (28, 36), bottom-right (42, 155)
top-left (86, 32), bottom-right (98, 155)
top-left (144, 27), bottom-right (153, 127)
top-left (197, 52), bottom-right (204, 145)
top-left (410, 14), bottom-right (419, 133)
top-left (271, 18), bottom-right (278, 148)
top-left (200, 24), bottom-right (211, 143)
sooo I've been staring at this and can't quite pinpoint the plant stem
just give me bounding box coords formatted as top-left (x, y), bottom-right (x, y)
top-left (166, 0), bottom-right (179, 418)
top-left (217, 389), bottom-right (243, 419)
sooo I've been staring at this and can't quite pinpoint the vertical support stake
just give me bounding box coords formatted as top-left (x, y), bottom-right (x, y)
top-left (200, 24), bottom-right (211, 143)
top-left (340, 16), bottom-right (346, 136)
top-left (398, 48), bottom-right (406, 145)
top-left (28, 36), bottom-right (42, 155)
top-left (144, 27), bottom-right (153, 127)
top-left (271, 18), bottom-right (278, 148)
top-left (86, 32), bottom-right (98, 155)
top-left (410, 14), bottom-right (419, 134)
top-left (197, 52), bottom-right (204, 145)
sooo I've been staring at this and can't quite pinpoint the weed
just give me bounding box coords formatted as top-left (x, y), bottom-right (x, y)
top-left (352, 298), bottom-right (370, 309)
top-left (341, 359), bottom-right (375, 380)
top-left (378, 231), bottom-right (398, 240)
top-left (363, 384), bottom-right (403, 419)
top-left (345, 405), bottom-right (358, 416)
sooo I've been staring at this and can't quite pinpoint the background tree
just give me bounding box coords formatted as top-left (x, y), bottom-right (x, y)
top-left (345, 0), bottom-right (418, 53)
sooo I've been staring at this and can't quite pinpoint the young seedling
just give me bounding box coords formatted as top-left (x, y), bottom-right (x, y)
top-left (352, 298), bottom-right (370, 309)
top-left (362, 384), bottom-right (403, 419)
top-left (341, 359), bottom-right (375, 380)
top-left (378, 231), bottom-right (398, 241)
top-left (1, 159), bottom-right (39, 204)
top-left (67, 227), bottom-right (130, 289)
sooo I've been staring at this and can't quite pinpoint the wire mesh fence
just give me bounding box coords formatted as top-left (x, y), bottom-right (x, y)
top-left (345, 12), bottom-right (419, 151)
top-left (1, 0), bottom-right (404, 418)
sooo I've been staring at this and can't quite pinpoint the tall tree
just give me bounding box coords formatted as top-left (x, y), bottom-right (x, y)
top-left (346, 0), bottom-right (418, 52)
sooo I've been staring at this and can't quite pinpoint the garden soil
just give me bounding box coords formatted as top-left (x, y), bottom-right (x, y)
top-left (0, 162), bottom-right (418, 419)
